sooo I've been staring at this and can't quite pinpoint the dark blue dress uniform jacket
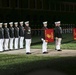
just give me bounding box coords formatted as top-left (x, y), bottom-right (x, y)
top-left (4, 28), bottom-right (9, 39)
top-left (24, 26), bottom-right (31, 39)
top-left (0, 28), bottom-right (4, 39)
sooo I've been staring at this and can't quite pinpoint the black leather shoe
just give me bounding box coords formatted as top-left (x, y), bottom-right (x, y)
top-left (26, 52), bottom-right (31, 54)
top-left (20, 48), bottom-right (24, 49)
top-left (43, 52), bottom-right (48, 54)
top-left (9, 49), bottom-right (13, 50)
top-left (57, 49), bottom-right (62, 51)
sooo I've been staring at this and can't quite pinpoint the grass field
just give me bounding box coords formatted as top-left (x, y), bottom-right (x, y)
top-left (31, 33), bottom-right (76, 50)
top-left (0, 33), bottom-right (76, 75)
top-left (31, 42), bottom-right (76, 50)
top-left (0, 54), bottom-right (76, 75)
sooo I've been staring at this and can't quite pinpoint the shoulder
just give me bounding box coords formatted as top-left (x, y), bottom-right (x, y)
top-left (8, 28), bottom-right (9, 30)
top-left (2, 28), bottom-right (4, 30)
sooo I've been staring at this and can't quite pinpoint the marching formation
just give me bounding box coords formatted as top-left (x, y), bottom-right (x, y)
top-left (0, 21), bottom-right (62, 54)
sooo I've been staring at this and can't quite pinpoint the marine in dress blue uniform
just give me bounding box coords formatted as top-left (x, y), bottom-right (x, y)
top-left (0, 23), bottom-right (4, 52)
top-left (19, 21), bottom-right (24, 49)
top-left (24, 21), bottom-right (31, 54)
top-left (54, 21), bottom-right (62, 51)
top-left (9, 22), bottom-right (14, 50)
top-left (4, 23), bottom-right (9, 50)
top-left (14, 22), bottom-right (19, 50)
top-left (41, 21), bottom-right (48, 54)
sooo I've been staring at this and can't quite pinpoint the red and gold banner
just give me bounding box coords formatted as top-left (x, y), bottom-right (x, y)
top-left (45, 29), bottom-right (54, 42)
top-left (73, 28), bottom-right (76, 40)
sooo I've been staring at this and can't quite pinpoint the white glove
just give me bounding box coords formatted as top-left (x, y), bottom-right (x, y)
top-left (41, 38), bottom-right (44, 41)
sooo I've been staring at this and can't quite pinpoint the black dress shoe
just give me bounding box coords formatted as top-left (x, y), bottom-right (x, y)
top-left (20, 48), bottom-right (24, 49)
top-left (43, 52), bottom-right (48, 54)
top-left (4, 50), bottom-right (9, 51)
top-left (26, 52), bottom-right (31, 54)
top-left (57, 49), bottom-right (62, 51)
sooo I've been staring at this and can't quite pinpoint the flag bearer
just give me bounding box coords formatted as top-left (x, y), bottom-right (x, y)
top-left (0, 23), bottom-right (4, 52)
top-left (14, 22), bottom-right (19, 50)
top-left (4, 23), bottom-right (9, 51)
top-left (24, 21), bottom-right (31, 54)
top-left (41, 21), bottom-right (48, 54)
top-left (9, 22), bottom-right (14, 50)
top-left (54, 21), bottom-right (62, 51)
top-left (19, 21), bottom-right (24, 49)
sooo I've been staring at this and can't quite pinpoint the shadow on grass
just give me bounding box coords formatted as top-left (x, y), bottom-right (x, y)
top-left (0, 56), bottom-right (76, 75)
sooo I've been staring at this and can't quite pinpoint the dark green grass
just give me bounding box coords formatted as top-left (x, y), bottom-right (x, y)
top-left (31, 33), bottom-right (76, 50)
top-left (32, 33), bottom-right (74, 43)
top-left (0, 54), bottom-right (76, 75)
top-left (31, 42), bottom-right (76, 50)
top-left (0, 33), bottom-right (75, 75)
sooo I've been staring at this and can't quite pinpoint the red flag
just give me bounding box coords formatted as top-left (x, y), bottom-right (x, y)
top-left (73, 28), bottom-right (76, 40)
top-left (45, 29), bottom-right (54, 42)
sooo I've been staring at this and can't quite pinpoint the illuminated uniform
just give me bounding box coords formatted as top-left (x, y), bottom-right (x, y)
top-left (41, 21), bottom-right (48, 54)
top-left (9, 22), bottom-right (14, 50)
top-left (0, 23), bottom-right (4, 51)
top-left (19, 21), bottom-right (24, 49)
top-left (54, 21), bottom-right (62, 51)
top-left (14, 22), bottom-right (19, 50)
top-left (4, 23), bottom-right (9, 50)
top-left (24, 21), bottom-right (31, 54)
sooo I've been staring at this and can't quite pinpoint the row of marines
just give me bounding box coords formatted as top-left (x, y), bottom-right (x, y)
top-left (0, 21), bottom-right (62, 54)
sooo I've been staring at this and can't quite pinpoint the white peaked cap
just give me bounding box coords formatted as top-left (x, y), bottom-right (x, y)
top-left (0, 23), bottom-right (3, 25)
top-left (9, 22), bottom-right (13, 24)
top-left (4, 23), bottom-right (7, 25)
top-left (20, 21), bottom-right (23, 24)
top-left (55, 21), bottom-right (61, 24)
top-left (25, 21), bottom-right (29, 24)
top-left (14, 22), bottom-right (18, 24)
top-left (43, 21), bottom-right (47, 24)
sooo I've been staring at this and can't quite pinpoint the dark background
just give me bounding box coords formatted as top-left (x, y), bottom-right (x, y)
top-left (0, 0), bottom-right (76, 28)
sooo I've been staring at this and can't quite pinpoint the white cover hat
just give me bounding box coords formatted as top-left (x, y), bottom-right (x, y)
top-left (4, 23), bottom-right (7, 25)
top-left (25, 21), bottom-right (29, 24)
top-left (55, 21), bottom-right (61, 24)
top-left (43, 21), bottom-right (47, 24)
top-left (20, 21), bottom-right (23, 24)
top-left (9, 22), bottom-right (13, 25)
top-left (14, 22), bottom-right (18, 24)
